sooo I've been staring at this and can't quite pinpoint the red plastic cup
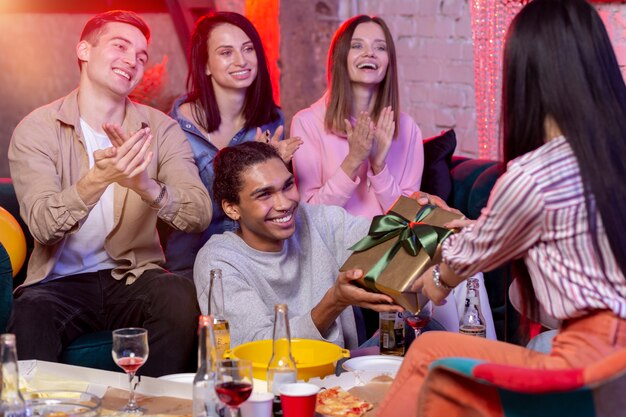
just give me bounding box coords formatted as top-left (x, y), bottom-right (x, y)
top-left (279, 383), bottom-right (320, 417)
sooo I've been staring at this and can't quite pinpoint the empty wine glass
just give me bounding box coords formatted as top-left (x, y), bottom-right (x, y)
top-left (112, 328), bottom-right (149, 413)
top-left (402, 301), bottom-right (433, 339)
top-left (215, 359), bottom-right (253, 417)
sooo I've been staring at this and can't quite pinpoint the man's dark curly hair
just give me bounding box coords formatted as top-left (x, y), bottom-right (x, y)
top-left (213, 141), bottom-right (282, 206)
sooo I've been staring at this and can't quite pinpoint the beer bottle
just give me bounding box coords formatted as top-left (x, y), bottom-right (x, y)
top-left (192, 316), bottom-right (220, 417)
top-left (208, 269), bottom-right (231, 360)
top-left (459, 277), bottom-right (487, 338)
top-left (0, 334), bottom-right (25, 417)
top-left (267, 304), bottom-right (297, 416)
top-left (379, 312), bottom-right (405, 356)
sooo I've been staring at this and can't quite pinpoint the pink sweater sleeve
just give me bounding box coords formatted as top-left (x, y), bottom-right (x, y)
top-left (291, 109), bottom-right (361, 206)
top-left (367, 114), bottom-right (424, 212)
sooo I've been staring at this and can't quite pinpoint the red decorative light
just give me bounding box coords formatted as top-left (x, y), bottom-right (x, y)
top-left (245, 0), bottom-right (281, 105)
top-left (470, 0), bottom-right (527, 160)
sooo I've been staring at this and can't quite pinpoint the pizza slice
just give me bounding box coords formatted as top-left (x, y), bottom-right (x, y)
top-left (316, 386), bottom-right (374, 417)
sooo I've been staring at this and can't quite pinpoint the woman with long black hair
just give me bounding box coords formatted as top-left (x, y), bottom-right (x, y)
top-left (378, 1), bottom-right (626, 415)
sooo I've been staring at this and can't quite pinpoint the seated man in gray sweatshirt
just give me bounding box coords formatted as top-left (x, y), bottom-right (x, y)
top-left (193, 141), bottom-right (403, 349)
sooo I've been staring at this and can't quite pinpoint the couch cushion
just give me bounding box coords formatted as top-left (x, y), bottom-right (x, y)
top-left (0, 243), bottom-right (12, 333)
top-left (467, 162), bottom-right (505, 219)
top-left (60, 331), bottom-right (117, 372)
top-left (450, 158), bottom-right (498, 218)
top-left (421, 129), bottom-right (457, 202)
top-left (0, 179), bottom-right (33, 286)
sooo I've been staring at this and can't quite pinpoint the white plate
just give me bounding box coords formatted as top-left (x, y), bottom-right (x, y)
top-left (158, 374), bottom-right (268, 393)
top-left (158, 373), bottom-right (195, 384)
top-left (341, 355), bottom-right (403, 374)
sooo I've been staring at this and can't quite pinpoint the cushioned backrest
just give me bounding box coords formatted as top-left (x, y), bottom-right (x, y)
top-left (467, 162), bottom-right (505, 219)
top-left (0, 243), bottom-right (13, 332)
top-left (450, 159), bottom-right (498, 218)
top-left (0, 178), bottom-right (33, 286)
top-left (422, 130), bottom-right (457, 202)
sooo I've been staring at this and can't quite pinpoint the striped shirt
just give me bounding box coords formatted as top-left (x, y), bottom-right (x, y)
top-left (443, 136), bottom-right (626, 320)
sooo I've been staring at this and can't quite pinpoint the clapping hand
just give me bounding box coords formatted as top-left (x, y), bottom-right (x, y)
top-left (341, 112), bottom-right (374, 179)
top-left (254, 126), bottom-right (303, 163)
top-left (369, 106), bottom-right (395, 174)
top-left (95, 124), bottom-right (154, 193)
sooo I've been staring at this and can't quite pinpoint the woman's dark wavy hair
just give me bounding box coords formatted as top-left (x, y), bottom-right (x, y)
top-left (185, 12), bottom-right (280, 133)
top-left (213, 141), bottom-right (282, 206)
top-left (501, 0), bottom-right (626, 320)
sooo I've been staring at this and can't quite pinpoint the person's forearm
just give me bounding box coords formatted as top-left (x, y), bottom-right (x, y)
top-left (340, 155), bottom-right (364, 180)
top-left (75, 169), bottom-right (111, 206)
top-left (133, 178), bottom-right (164, 207)
top-left (440, 262), bottom-right (467, 288)
top-left (310, 287), bottom-right (347, 336)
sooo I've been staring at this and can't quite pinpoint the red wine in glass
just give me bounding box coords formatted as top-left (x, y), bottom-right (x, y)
top-left (405, 315), bottom-right (431, 332)
top-left (112, 328), bottom-right (149, 413)
top-left (402, 302), bottom-right (433, 339)
top-left (117, 356), bottom-right (145, 374)
top-left (216, 359), bottom-right (254, 417)
top-left (215, 381), bottom-right (253, 407)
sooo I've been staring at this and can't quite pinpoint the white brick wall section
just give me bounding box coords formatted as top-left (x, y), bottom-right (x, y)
top-left (360, 0), bottom-right (477, 157)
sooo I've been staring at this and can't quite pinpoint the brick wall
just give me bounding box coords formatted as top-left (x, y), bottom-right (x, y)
top-left (358, 0), bottom-right (478, 156)
top-left (597, 3), bottom-right (626, 79)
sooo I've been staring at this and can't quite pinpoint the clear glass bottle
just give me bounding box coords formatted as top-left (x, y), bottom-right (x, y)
top-left (379, 312), bottom-right (405, 356)
top-left (267, 304), bottom-right (297, 416)
top-left (459, 277), bottom-right (487, 338)
top-left (192, 316), bottom-right (220, 417)
top-left (0, 334), bottom-right (25, 417)
top-left (208, 269), bottom-right (231, 360)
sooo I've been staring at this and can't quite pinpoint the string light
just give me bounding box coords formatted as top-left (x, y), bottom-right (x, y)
top-left (470, 0), bottom-right (527, 160)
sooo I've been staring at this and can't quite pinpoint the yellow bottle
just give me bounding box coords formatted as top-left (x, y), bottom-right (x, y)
top-left (208, 269), bottom-right (231, 359)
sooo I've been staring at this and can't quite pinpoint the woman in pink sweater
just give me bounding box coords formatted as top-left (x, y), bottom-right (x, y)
top-left (291, 15), bottom-right (424, 218)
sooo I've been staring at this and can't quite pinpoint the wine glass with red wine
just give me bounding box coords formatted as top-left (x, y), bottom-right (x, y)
top-left (402, 302), bottom-right (433, 339)
top-left (215, 359), bottom-right (253, 417)
top-left (112, 328), bottom-right (149, 413)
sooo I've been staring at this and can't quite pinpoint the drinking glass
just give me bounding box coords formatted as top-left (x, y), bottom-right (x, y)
top-left (402, 302), bottom-right (433, 339)
top-left (215, 359), bottom-right (253, 417)
top-left (112, 328), bottom-right (149, 413)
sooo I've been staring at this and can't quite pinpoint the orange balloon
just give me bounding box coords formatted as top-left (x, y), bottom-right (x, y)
top-left (0, 206), bottom-right (26, 277)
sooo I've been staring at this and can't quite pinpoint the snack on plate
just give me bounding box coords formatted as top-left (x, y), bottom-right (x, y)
top-left (316, 386), bottom-right (374, 417)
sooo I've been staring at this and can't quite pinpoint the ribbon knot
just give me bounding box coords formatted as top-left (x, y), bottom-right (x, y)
top-left (349, 204), bottom-right (452, 290)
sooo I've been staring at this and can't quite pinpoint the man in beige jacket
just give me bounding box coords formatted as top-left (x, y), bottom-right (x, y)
top-left (8, 10), bottom-right (211, 376)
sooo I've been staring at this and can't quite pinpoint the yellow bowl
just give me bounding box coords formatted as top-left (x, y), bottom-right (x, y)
top-left (225, 339), bottom-right (350, 381)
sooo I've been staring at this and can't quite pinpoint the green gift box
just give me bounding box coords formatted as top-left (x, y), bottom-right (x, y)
top-left (340, 196), bottom-right (463, 313)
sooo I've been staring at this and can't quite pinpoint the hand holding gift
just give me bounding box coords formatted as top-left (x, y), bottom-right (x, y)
top-left (332, 269), bottom-right (404, 312)
top-left (341, 196), bottom-right (464, 313)
top-left (409, 191), bottom-right (462, 213)
top-left (411, 265), bottom-right (457, 306)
